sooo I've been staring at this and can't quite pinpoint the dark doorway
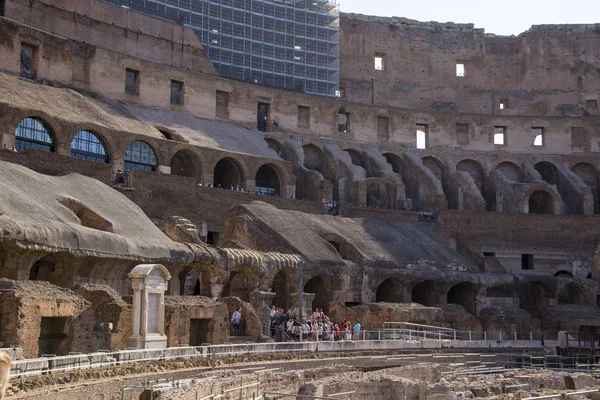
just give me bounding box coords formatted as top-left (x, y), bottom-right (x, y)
top-left (376, 279), bottom-right (404, 303)
top-left (222, 272), bottom-right (249, 301)
top-left (257, 102), bottom-right (269, 132)
top-left (38, 317), bottom-right (69, 356)
top-left (447, 282), bottom-right (476, 314)
top-left (528, 191), bottom-right (553, 214)
top-left (304, 275), bottom-right (333, 313)
top-left (213, 158), bottom-right (241, 189)
top-left (272, 270), bottom-right (292, 310)
top-left (170, 149), bottom-right (201, 181)
top-left (255, 164), bottom-right (280, 196)
top-left (29, 254), bottom-right (56, 281)
top-left (0, 1), bottom-right (5, 17)
top-left (519, 282), bottom-right (547, 319)
top-left (189, 318), bottom-right (211, 346)
top-left (411, 281), bottom-right (437, 307)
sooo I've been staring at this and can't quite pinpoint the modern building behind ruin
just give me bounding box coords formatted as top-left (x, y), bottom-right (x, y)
top-left (0, 0), bottom-right (600, 356)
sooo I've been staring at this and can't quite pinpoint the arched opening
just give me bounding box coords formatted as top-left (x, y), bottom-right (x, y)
top-left (15, 117), bottom-right (55, 152)
top-left (213, 158), bottom-right (242, 189)
top-left (179, 268), bottom-right (201, 295)
top-left (411, 281), bottom-right (437, 307)
top-left (29, 254), bottom-right (57, 282)
top-left (304, 275), bottom-right (333, 313)
top-left (345, 149), bottom-right (365, 169)
top-left (272, 269), bottom-right (293, 310)
top-left (376, 278), bottom-right (404, 303)
top-left (383, 153), bottom-right (405, 175)
top-left (222, 271), bottom-right (249, 302)
top-left (170, 149), bottom-right (202, 181)
top-left (124, 140), bottom-right (157, 172)
top-left (447, 282), bottom-right (476, 314)
top-left (495, 162), bottom-right (521, 182)
top-left (534, 162), bottom-right (558, 186)
top-left (264, 138), bottom-right (287, 160)
top-left (366, 180), bottom-right (388, 208)
top-left (302, 144), bottom-right (326, 175)
top-left (557, 283), bottom-right (586, 305)
top-left (554, 270), bottom-right (574, 277)
top-left (572, 162), bottom-right (598, 213)
top-left (255, 164), bottom-right (281, 196)
top-left (457, 159), bottom-right (484, 194)
top-left (422, 157), bottom-right (444, 183)
top-left (519, 282), bottom-right (547, 319)
top-left (528, 190), bottom-right (554, 214)
top-left (70, 130), bottom-right (109, 163)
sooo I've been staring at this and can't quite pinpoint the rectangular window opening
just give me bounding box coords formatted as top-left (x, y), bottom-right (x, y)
top-left (189, 318), bottom-right (211, 346)
top-left (338, 87), bottom-right (345, 98)
top-left (587, 99), bottom-right (598, 110)
top-left (483, 252), bottom-right (496, 257)
top-left (125, 68), bottom-right (140, 95)
top-left (494, 126), bottom-right (506, 146)
top-left (207, 231), bottom-right (220, 246)
top-left (374, 53), bottom-right (385, 71)
top-left (20, 43), bottom-right (36, 79)
top-left (456, 62), bottom-right (465, 77)
top-left (377, 116), bottom-right (390, 141)
top-left (499, 99), bottom-right (509, 110)
top-left (0, 0), bottom-right (6, 17)
top-left (532, 127), bottom-right (544, 147)
top-left (456, 123), bottom-right (469, 145)
top-left (571, 126), bottom-right (586, 148)
top-left (170, 80), bottom-right (184, 105)
top-left (216, 90), bottom-right (230, 119)
top-left (298, 105), bottom-right (310, 129)
top-left (521, 254), bottom-right (534, 270)
top-left (416, 124), bottom-right (428, 149)
top-left (257, 102), bottom-right (270, 132)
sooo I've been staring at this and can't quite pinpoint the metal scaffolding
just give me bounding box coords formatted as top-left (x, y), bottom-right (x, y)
top-left (101, 0), bottom-right (340, 97)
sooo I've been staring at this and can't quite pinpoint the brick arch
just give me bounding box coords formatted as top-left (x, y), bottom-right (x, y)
top-left (524, 187), bottom-right (561, 214)
top-left (494, 161), bottom-right (522, 182)
top-left (169, 147), bottom-right (204, 182)
top-left (119, 136), bottom-right (165, 168)
top-left (456, 158), bottom-right (485, 194)
top-left (209, 156), bottom-right (250, 189)
top-left (65, 126), bottom-right (114, 163)
top-left (254, 162), bottom-right (290, 196)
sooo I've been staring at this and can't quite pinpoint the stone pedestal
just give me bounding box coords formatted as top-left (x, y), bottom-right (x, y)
top-left (291, 292), bottom-right (315, 322)
top-left (249, 291), bottom-right (276, 336)
top-left (127, 264), bottom-right (171, 350)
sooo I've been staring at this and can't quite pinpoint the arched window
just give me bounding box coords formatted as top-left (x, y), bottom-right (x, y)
top-left (15, 117), bottom-right (55, 152)
top-left (70, 130), bottom-right (109, 163)
top-left (124, 141), bottom-right (157, 172)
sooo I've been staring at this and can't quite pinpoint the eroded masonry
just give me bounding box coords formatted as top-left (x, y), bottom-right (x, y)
top-left (0, 0), bottom-right (599, 362)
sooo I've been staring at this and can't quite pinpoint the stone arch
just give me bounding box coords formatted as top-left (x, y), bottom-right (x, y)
top-left (344, 148), bottom-right (366, 170)
top-left (557, 283), bottom-right (586, 305)
top-left (382, 152), bottom-right (405, 175)
top-left (302, 144), bottom-right (326, 176)
top-left (70, 130), bottom-right (110, 164)
top-left (554, 270), bottom-right (574, 277)
top-left (572, 162), bottom-right (598, 213)
top-left (321, 234), bottom-right (360, 261)
top-left (29, 254), bottom-right (57, 282)
top-left (376, 278), bottom-right (405, 303)
top-left (213, 157), bottom-right (244, 189)
top-left (170, 149), bottom-right (202, 182)
top-left (457, 159), bottom-right (485, 194)
top-left (534, 161), bottom-right (558, 186)
top-left (255, 163), bottom-right (281, 196)
top-left (411, 281), bottom-right (437, 307)
top-left (527, 190), bottom-right (556, 214)
top-left (366, 179), bottom-right (389, 208)
top-left (519, 282), bottom-right (549, 318)
top-left (447, 282), bottom-right (477, 314)
top-left (495, 161), bottom-right (521, 182)
top-left (304, 275), bottom-right (333, 313)
top-left (264, 138), bottom-right (288, 160)
top-left (271, 268), bottom-right (294, 310)
top-left (15, 117), bottom-right (56, 152)
top-left (422, 156), bottom-right (444, 183)
top-left (222, 271), bottom-right (250, 302)
top-left (124, 140), bottom-right (158, 172)
top-left (178, 267), bottom-right (201, 295)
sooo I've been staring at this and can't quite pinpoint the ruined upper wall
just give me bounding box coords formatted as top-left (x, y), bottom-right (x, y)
top-left (3, 0), bottom-right (216, 75)
top-left (339, 13), bottom-right (600, 117)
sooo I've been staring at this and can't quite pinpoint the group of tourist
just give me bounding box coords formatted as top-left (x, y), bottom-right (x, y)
top-left (197, 182), bottom-right (284, 197)
top-left (269, 306), bottom-right (361, 342)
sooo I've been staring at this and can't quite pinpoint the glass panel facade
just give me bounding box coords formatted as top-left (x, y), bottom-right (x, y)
top-left (101, 0), bottom-right (340, 97)
top-left (124, 140), bottom-right (158, 172)
top-left (71, 130), bottom-right (109, 163)
top-left (15, 117), bottom-right (55, 152)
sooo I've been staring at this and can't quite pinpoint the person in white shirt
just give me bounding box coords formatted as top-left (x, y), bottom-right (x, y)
top-left (231, 307), bottom-right (242, 335)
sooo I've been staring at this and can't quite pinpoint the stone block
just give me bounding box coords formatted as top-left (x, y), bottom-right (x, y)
top-left (11, 358), bottom-right (49, 376)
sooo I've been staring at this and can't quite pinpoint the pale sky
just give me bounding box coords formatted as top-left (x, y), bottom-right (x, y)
top-left (339, 0), bottom-right (600, 36)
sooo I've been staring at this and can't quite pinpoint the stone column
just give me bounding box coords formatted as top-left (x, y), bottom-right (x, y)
top-left (131, 282), bottom-right (142, 338)
top-left (249, 291), bottom-right (276, 336)
top-left (291, 292), bottom-right (316, 322)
